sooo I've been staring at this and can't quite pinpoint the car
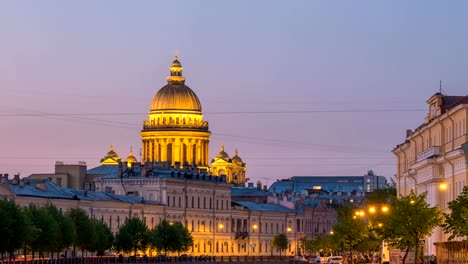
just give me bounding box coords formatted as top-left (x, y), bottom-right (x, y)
top-left (327, 256), bottom-right (343, 264)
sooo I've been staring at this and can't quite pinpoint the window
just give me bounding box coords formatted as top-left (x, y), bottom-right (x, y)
top-left (56, 177), bottom-right (62, 187)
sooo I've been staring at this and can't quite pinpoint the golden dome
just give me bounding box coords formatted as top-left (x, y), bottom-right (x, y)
top-left (150, 56), bottom-right (202, 112)
top-left (100, 145), bottom-right (121, 165)
top-left (215, 145), bottom-right (230, 161)
top-left (232, 149), bottom-right (243, 165)
top-left (126, 147), bottom-right (137, 163)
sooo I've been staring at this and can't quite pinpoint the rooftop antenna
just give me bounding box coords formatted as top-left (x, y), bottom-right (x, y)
top-left (439, 80), bottom-right (442, 94)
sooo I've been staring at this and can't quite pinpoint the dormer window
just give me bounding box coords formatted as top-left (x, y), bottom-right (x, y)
top-left (431, 105), bottom-right (436, 118)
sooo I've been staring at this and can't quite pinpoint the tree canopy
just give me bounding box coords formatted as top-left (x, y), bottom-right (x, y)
top-left (149, 220), bottom-right (193, 255)
top-left (271, 233), bottom-right (289, 256)
top-left (442, 186), bottom-right (468, 240)
top-left (376, 191), bottom-right (442, 264)
top-left (0, 199), bottom-right (32, 259)
top-left (332, 205), bottom-right (368, 252)
top-left (114, 217), bottom-right (149, 256)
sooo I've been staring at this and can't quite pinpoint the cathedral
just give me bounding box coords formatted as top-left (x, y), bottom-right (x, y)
top-left (97, 56), bottom-right (246, 187)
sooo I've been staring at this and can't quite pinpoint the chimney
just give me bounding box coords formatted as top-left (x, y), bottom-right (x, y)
top-left (263, 185), bottom-right (267, 191)
top-left (19, 179), bottom-right (25, 187)
top-left (248, 182), bottom-right (254, 188)
top-left (175, 161), bottom-right (181, 171)
top-left (257, 181), bottom-right (262, 190)
top-left (406, 129), bottom-right (412, 137)
top-left (12, 174), bottom-right (20, 185)
top-left (0, 174), bottom-right (6, 184)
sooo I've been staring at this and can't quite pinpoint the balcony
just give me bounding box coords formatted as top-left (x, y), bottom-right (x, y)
top-left (417, 146), bottom-right (441, 162)
top-left (235, 231), bottom-right (249, 239)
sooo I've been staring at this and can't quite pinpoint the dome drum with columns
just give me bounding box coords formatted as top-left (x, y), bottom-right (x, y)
top-left (141, 56), bottom-right (211, 169)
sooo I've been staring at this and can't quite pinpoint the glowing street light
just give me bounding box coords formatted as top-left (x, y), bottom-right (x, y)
top-left (439, 182), bottom-right (447, 191)
top-left (381, 206), bottom-right (389, 213)
top-left (287, 227), bottom-right (292, 233)
top-left (218, 223), bottom-right (224, 229)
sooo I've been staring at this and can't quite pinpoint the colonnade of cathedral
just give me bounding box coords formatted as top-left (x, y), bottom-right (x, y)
top-left (142, 137), bottom-right (210, 167)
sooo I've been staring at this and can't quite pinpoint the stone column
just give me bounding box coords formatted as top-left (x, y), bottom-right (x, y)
top-left (161, 140), bottom-right (167, 162)
top-left (148, 139), bottom-right (153, 163)
top-left (175, 138), bottom-right (181, 164)
top-left (197, 139), bottom-right (202, 165)
top-left (142, 140), bottom-right (146, 163)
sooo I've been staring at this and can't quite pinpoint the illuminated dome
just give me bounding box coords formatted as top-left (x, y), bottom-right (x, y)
top-left (231, 149), bottom-right (243, 165)
top-left (150, 56), bottom-right (202, 112)
top-left (100, 145), bottom-right (121, 165)
top-left (215, 145), bottom-right (230, 161)
top-left (126, 147), bottom-right (137, 163)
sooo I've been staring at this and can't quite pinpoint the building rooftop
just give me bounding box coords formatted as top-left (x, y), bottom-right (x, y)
top-left (232, 200), bottom-right (293, 213)
top-left (231, 187), bottom-right (270, 197)
top-left (6, 178), bottom-right (148, 204)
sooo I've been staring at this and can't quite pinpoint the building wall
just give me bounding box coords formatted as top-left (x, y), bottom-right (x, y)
top-left (393, 94), bottom-right (468, 255)
top-left (0, 177), bottom-right (302, 257)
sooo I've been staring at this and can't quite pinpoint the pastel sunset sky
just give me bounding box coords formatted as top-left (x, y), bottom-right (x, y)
top-left (1, 1), bottom-right (467, 186)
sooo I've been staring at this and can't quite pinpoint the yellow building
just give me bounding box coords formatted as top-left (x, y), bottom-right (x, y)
top-left (141, 57), bottom-right (211, 170)
top-left (211, 145), bottom-right (247, 186)
top-left (393, 92), bottom-right (468, 255)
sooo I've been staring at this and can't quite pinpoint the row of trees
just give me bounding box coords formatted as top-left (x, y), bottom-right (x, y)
top-left (114, 218), bottom-right (193, 256)
top-left (0, 200), bottom-right (193, 260)
top-left (0, 200), bottom-right (113, 260)
top-left (300, 186), bottom-right (468, 264)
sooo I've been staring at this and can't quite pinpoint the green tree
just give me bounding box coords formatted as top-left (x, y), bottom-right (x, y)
top-left (332, 205), bottom-right (368, 252)
top-left (442, 186), bottom-right (468, 240)
top-left (376, 191), bottom-right (442, 264)
top-left (65, 207), bottom-right (94, 256)
top-left (87, 219), bottom-right (114, 256)
top-left (0, 199), bottom-right (32, 260)
top-left (271, 233), bottom-right (289, 257)
top-left (26, 204), bottom-right (60, 258)
top-left (44, 204), bottom-right (76, 258)
top-left (149, 219), bottom-right (178, 255)
top-left (172, 222), bottom-right (193, 253)
top-left (312, 234), bottom-right (339, 256)
top-left (114, 217), bottom-right (149, 256)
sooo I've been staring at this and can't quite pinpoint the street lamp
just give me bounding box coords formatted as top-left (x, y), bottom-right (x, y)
top-left (439, 182), bottom-right (447, 191)
top-left (287, 227), bottom-right (292, 233)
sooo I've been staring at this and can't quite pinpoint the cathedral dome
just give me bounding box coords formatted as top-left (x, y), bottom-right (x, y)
top-left (231, 149), bottom-right (243, 165)
top-left (215, 145), bottom-right (230, 161)
top-left (126, 147), bottom-right (137, 163)
top-left (150, 56), bottom-right (202, 112)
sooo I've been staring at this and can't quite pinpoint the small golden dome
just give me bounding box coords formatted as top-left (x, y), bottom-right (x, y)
top-left (106, 145), bottom-right (119, 159)
top-left (171, 57), bottom-right (182, 68)
top-left (126, 147), bottom-right (137, 163)
top-left (232, 149), bottom-right (243, 165)
top-left (100, 145), bottom-right (121, 164)
top-left (150, 56), bottom-right (202, 112)
top-left (215, 145), bottom-right (230, 161)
